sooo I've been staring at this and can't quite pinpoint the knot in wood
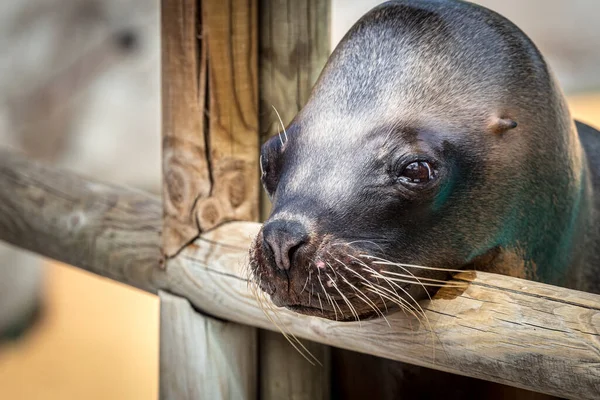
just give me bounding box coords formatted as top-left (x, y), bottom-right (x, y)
top-left (197, 199), bottom-right (221, 230)
top-left (228, 171), bottom-right (246, 208)
top-left (165, 169), bottom-right (185, 208)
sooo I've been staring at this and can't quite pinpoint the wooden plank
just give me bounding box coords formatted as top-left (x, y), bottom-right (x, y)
top-left (259, 332), bottom-right (330, 399)
top-left (1, 149), bottom-right (599, 399)
top-left (161, 0), bottom-right (259, 398)
top-left (166, 222), bottom-right (600, 400)
top-left (259, 0), bottom-right (330, 140)
top-left (258, 1), bottom-right (331, 398)
top-left (0, 149), bottom-right (165, 293)
top-left (161, 0), bottom-right (209, 257)
top-left (162, 0), bottom-right (260, 258)
top-left (159, 290), bottom-right (257, 399)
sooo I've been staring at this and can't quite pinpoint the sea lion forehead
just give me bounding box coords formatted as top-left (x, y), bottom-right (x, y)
top-left (310, 0), bottom-right (549, 119)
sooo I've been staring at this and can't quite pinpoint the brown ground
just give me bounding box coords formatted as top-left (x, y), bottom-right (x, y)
top-left (0, 262), bottom-right (158, 400)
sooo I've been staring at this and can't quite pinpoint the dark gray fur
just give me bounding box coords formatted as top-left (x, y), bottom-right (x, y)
top-left (253, 0), bottom-right (600, 398)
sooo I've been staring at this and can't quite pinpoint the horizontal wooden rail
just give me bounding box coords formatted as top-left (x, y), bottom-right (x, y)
top-left (0, 149), bottom-right (166, 293)
top-left (0, 149), bottom-right (598, 399)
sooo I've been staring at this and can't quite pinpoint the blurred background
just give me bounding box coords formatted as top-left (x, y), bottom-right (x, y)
top-left (0, 0), bottom-right (598, 399)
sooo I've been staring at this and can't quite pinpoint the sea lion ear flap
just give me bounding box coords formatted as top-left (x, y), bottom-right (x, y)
top-left (488, 117), bottom-right (518, 134)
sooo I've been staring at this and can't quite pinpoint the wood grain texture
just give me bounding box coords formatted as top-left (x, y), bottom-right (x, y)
top-left (259, 0), bottom-right (330, 140)
top-left (0, 149), bottom-right (166, 293)
top-left (159, 290), bottom-right (256, 400)
top-left (2, 150), bottom-right (599, 398)
top-left (200, 0), bottom-right (260, 230)
top-left (161, 0), bottom-right (260, 258)
top-left (165, 222), bottom-right (600, 400)
top-left (258, 1), bottom-right (331, 398)
top-left (161, 0), bottom-right (210, 257)
top-left (161, 1), bottom-right (259, 398)
top-left (259, 331), bottom-right (330, 400)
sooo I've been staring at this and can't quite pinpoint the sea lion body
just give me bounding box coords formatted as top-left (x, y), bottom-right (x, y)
top-left (251, 0), bottom-right (600, 397)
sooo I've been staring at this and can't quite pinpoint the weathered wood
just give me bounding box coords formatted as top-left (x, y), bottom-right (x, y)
top-left (161, 0), bottom-right (209, 256)
top-left (259, 0), bottom-right (330, 141)
top-left (0, 149), bottom-right (165, 293)
top-left (258, 1), bottom-right (331, 398)
top-left (259, 332), bottom-right (330, 399)
top-left (1, 149), bottom-right (599, 399)
top-left (161, 0), bottom-right (259, 398)
top-left (162, 0), bottom-right (260, 258)
top-left (159, 290), bottom-right (257, 399)
top-left (167, 222), bottom-right (600, 400)
top-left (199, 0), bottom-right (260, 229)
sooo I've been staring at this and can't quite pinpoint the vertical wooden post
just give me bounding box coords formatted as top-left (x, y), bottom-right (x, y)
top-left (161, 0), bottom-right (259, 398)
top-left (258, 1), bottom-right (331, 399)
top-left (159, 291), bottom-right (257, 399)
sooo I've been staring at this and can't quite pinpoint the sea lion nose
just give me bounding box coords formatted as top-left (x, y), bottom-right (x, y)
top-left (262, 220), bottom-right (308, 271)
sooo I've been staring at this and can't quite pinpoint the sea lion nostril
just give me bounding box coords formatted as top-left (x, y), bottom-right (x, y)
top-left (262, 220), bottom-right (308, 271)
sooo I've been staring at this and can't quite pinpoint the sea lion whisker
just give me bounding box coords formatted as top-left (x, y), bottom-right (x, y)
top-left (341, 264), bottom-right (389, 313)
top-left (326, 272), bottom-right (361, 325)
top-left (363, 266), bottom-right (438, 359)
top-left (326, 254), bottom-right (389, 318)
top-left (362, 266), bottom-right (430, 329)
top-left (346, 264), bottom-right (420, 321)
top-left (380, 270), bottom-right (456, 284)
top-left (362, 255), bottom-right (464, 273)
top-left (364, 287), bottom-right (421, 323)
top-left (366, 279), bottom-right (425, 326)
top-left (372, 275), bottom-right (467, 288)
top-left (347, 253), bottom-right (434, 301)
top-left (317, 293), bottom-right (324, 314)
top-left (337, 272), bottom-right (390, 326)
top-left (300, 273), bottom-right (311, 295)
top-left (329, 253), bottom-right (415, 320)
top-left (331, 296), bottom-right (344, 320)
top-left (380, 261), bottom-right (434, 301)
top-left (252, 284), bottom-right (303, 361)
top-left (363, 279), bottom-right (436, 356)
top-left (272, 105), bottom-right (288, 144)
top-left (249, 275), bottom-right (321, 366)
top-left (318, 273), bottom-right (339, 320)
top-left (331, 240), bottom-right (386, 253)
top-left (364, 267), bottom-right (424, 315)
top-left (259, 289), bottom-right (321, 366)
top-left (326, 259), bottom-right (380, 323)
top-left (345, 253), bottom-right (374, 270)
top-left (326, 261), bottom-right (340, 279)
top-left (326, 262), bottom-right (358, 319)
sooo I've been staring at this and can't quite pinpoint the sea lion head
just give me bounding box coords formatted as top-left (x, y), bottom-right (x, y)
top-left (250, 0), bottom-right (586, 321)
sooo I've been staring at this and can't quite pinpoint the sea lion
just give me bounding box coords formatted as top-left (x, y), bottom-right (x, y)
top-left (250, 0), bottom-right (600, 398)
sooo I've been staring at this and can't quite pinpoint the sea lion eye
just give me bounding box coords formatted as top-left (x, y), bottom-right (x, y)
top-left (260, 137), bottom-right (282, 196)
top-left (399, 161), bottom-right (435, 184)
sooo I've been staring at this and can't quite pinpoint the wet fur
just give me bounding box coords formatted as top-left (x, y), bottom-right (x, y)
top-left (251, 0), bottom-right (600, 398)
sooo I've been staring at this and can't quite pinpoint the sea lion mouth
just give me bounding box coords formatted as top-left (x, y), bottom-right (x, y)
top-left (249, 229), bottom-right (449, 323)
top-left (281, 289), bottom-right (394, 321)
top-left (285, 304), bottom-right (382, 321)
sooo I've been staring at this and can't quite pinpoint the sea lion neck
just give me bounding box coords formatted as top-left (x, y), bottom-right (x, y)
top-left (564, 124), bottom-right (600, 293)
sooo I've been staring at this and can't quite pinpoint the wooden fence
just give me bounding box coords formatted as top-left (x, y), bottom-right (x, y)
top-left (0, 1), bottom-right (598, 399)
